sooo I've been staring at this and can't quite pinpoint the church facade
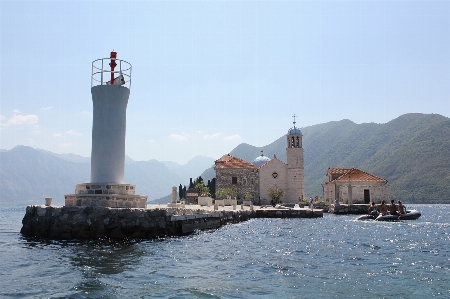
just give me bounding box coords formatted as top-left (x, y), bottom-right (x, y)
top-left (214, 118), bottom-right (305, 205)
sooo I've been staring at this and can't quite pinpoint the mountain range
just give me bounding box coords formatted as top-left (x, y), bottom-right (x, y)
top-left (0, 147), bottom-right (214, 205)
top-left (1, 113), bottom-right (449, 205)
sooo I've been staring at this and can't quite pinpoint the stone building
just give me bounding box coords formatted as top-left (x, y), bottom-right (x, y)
top-left (215, 117), bottom-right (305, 205)
top-left (214, 155), bottom-right (260, 203)
top-left (322, 168), bottom-right (391, 204)
top-left (185, 188), bottom-right (199, 204)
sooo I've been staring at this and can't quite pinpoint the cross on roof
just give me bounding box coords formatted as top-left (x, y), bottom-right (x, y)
top-left (292, 114), bottom-right (297, 126)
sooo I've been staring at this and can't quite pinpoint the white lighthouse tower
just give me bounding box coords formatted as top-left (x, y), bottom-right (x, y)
top-left (90, 51), bottom-right (128, 184)
top-left (65, 51), bottom-right (147, 208)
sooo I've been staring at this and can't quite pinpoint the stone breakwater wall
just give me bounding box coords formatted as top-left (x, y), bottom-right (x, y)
top-left (21, 206), bottom-right (323, 239)
top-left (254, 208), bottom-right (323, 218)
top-left (20, 205), bottom-right (253, 239)
top-left (329, 204), bottom-right (370, 214)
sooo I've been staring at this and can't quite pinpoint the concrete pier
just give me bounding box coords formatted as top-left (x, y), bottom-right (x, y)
top-left (21, 205), bottom-right (323, 239)
top-left (329, 204), bottom-right (370, 214)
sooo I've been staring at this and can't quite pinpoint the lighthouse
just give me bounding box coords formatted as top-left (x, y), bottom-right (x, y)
top-left (64, 52), bottom-right (147, 208)
top-left (90, 50), bottom-right (128, 184)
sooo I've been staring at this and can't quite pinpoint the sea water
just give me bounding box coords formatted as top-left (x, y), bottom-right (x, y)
top-left (0, 203), bottom-right (449, 298)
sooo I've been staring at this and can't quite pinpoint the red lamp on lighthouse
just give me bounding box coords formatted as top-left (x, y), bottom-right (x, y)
top-left (109, 50), bottom-right (117, 85)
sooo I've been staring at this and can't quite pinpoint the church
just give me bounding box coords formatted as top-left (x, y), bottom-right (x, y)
top-left (214, 117), bottom-right (305, 205)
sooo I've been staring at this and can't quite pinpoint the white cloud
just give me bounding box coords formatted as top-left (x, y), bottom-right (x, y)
top-left (148, 139), bottom-right (155, 142)
top-left (0, 114), bottom-right (38, 127)
top-left (8, 114), bottom-right (38, 125)
top-left (203, 132), bottom-right (222, 139)
top-left (66, 130), bottom-right (81, 136)
top-left (224, 134), bottom-right (241, 141)
top-left (53, 133), bottom-right (63, 137)
top-left (41, 106), bottom-right (53, 111)
top-left (170, 133), bottom-right (190, 141)
top-left (0, 115), bottom-right (5, 121)
top-left (80, 111), bottom-right (90, 116)
top-left (13, 109), bottom-right (20, 113)
top-left (59, 143), bottom-right (73, 148)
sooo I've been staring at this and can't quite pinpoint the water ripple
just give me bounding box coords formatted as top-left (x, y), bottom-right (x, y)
top-left (1, 204), bottom-right (449, 298)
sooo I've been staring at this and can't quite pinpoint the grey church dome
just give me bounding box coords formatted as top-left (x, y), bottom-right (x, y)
top-left (288, 126), bottom-right (302, 135)
top-left (253, 152), bottom-right (271, 167)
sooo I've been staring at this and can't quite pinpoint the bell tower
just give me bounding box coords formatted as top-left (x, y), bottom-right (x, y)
top-left (286, 114), bottom-right (305, 203)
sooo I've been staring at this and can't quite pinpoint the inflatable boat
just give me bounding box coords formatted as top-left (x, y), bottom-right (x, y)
top-left (375, 210), bottom-right (421, 221)
top-left (357, 210), bottom-right (421, 221)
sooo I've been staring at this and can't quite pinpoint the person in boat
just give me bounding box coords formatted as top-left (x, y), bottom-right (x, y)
top-left (368, 202), bottom-right (378, 215)
top-left (379, 200), bottom-right (388, 215)
top-left (397, 200), bottom-right (406, 216)
top-left (388, 199), bottom-right (397, 215)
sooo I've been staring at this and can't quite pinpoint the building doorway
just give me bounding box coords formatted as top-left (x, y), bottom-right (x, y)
top-left (364, 189), bottom-right (370, 204)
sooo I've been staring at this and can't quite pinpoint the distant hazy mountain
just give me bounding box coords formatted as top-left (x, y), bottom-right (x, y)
top-left (0, 147), bottom-right (212, 205)
top-left (161, 155), bottom-right (215, 185)
top-left (201, 113), bottom-right (450, 201)
top-left (0, 146), bottom-right (90, 205)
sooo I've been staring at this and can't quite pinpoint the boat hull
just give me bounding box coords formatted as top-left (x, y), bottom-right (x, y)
top-left (375, 210), bottom-right (421, 221)
top-left (357, 214), bottom-right (377, 221)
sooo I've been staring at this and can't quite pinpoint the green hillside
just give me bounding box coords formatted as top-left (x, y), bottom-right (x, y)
top-left (203, 113), bottom-right (450, 202)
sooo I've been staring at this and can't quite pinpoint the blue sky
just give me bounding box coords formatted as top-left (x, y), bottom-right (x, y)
top-left (1, 1), bottom-right (449, 164)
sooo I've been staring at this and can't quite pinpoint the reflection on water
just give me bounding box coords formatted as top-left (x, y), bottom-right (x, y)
top-left (18, 237), bottom-right (147, 298)
top-left (0, 204), bottom-right (449, 298)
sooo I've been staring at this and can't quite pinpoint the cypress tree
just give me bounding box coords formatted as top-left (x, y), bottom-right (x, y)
top-left (210, 178), bottom-right (216, 198)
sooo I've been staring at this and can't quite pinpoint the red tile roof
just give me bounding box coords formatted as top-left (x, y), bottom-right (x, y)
top-left (215, 154), bottom-right (257, 169)
top-left (215, 154), bottom-right (234, 163)
top-left (327, 168), bottom-right (352, 175)
top-left (329, 168), bottom-right (387, 182)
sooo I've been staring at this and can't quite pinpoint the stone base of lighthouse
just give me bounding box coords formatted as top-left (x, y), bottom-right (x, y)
top-left (65, 183), bottom-right (147, 208)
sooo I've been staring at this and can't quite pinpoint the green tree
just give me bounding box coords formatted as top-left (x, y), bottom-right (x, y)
top-left (267, 186), bottom-right (286, 205)
top-left (207, 179), bottom-right (216, 198)
top-left (194, 180), bottom-right (210, 196)
top-left (216, 187), bottom-right (237, 200)
top-left (244, 192), bottom-right (253, 200)
top-left (210, 178), bottom-right (216, 197)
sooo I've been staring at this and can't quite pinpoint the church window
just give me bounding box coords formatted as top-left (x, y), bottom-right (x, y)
top-left (232, 177), bottom-right (237, 184)
top-left (272, 172), bottom-right (278, 178)
top-left (291, 137), bottom-right (295, 147)
top-left (296, 137), bottom-right (300, 148)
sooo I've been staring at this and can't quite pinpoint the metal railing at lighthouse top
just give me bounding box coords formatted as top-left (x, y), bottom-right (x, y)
top-left (91, 52), bottom-right (132, 89)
